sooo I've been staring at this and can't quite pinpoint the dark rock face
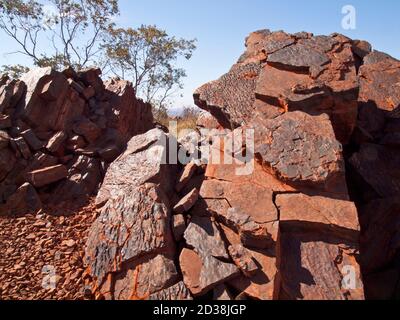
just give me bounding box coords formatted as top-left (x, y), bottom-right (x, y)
top-left (0, 67), bottom-right (154, 214)
top-left (84, 129), bottom-right (181, 300)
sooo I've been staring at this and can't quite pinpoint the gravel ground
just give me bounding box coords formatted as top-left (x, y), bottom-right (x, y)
top-left (0, 203), bottom-right (97, 300)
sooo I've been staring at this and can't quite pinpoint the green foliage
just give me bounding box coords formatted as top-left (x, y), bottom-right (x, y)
top-left (0, 0), bottom-right (119, 70)
top-left (0, 64), bottom-right (30, 78)
top-left (103, 24), bottom-right (196, 106)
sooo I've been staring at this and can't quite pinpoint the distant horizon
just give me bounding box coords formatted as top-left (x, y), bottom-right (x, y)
top-left (1, 0), bottom-right (399, 112)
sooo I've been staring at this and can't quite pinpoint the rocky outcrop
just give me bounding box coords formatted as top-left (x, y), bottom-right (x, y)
top-left (84, 129), bottom-right (183, 300)
top-left (192, 30), bottom-right (400, 299)
top-left (194, 30), bottom-right (360, 144)
top-left (4, 29), bottom-right (399, 301)
top-left (0, 67), bottom-right (154, 214)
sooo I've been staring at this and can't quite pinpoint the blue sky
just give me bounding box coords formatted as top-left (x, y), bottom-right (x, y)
top-left (1, 0), bottom-right (399, 111)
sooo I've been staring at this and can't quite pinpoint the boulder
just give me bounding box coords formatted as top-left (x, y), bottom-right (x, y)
top-left (0, 182), bottom-right (41, 216)
top-left (26, 164), bottom-right (68, 188)
top-left (180, 248), bottom-right (239, 297)
top-left (84, 129), bottom-right (177, 298)
top-left (194, 31), bottom-right (359, 144)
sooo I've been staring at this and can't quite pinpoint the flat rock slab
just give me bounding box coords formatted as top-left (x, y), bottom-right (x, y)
top-left (277, 228), bottom-right (364, 300)
top-left (359, 52), bottom-right (400, 114)
top-left (180, 248), bottom-right (239, 297)
top-left (252, 111), bottom-right (346, 194)
top-left (27, 164), bottom-right (68, 188)
top-left (173, 188), bottom-right (199, 215)
top-left (184, 216), bottom-right (229, 260)
top-left (276, 193), bottom-right (360, 238)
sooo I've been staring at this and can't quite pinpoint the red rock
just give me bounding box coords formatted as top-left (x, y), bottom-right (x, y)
top-left (175, 161), bottom-right (198, 193)
top-left (276, 193), bottom-right (360, 237)
top-left (148, 281), bottom-right (192, 300)
top-left (12, 137), bottom-right (31, 160)
top-left (359, 198), bottom-right (400, 275)
top-left (20, 129), bottom-right (43, 151)
top-left (85, 129), bottom-right (176, 298)
top-left (0, 182), bottom-right (41, 216)
top-left (72, 118), bottom-right (101, 144)
top-left (195, 31), bottom-right (359, 144)
top-left (277, 228), bottom-right (364, 300)
top-left (196, 111), bottom-right (220, 129)
top-left (359, 52), bottom-right (400, 115)
top-left (0, 114), bottom-right (12, 129)
top-left (0, 148), bottom-right (16, 181)
top-left (173, 188), bottom-right (199, 215)
top-left (46, 131), bottom-right (67, 153)
top-left (172, 214), bottom-right (186, 242)
top-left (180, 248), bottom-right (239, 297)
top-left (104, 79), bottom-right (154, 143)
top-left (228, 244), bottom-right (258, 277)
top-left (0, 130), bottom-right (10, 150)
top-left (18, 67), bottom-right (70, 132)
top-left (213, 284), bottom-right (234, 300)
top-left (27, 164), bottom-right (68, 188)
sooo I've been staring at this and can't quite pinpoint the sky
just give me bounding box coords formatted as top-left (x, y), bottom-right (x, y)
top-left (1, 0), bottom-right (399, 113)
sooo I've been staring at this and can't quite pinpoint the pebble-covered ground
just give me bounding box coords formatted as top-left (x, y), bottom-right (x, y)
top-left (0, 203), bottom-right (97, 300)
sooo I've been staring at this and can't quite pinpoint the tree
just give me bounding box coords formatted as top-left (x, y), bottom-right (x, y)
top-left (102, 25), bottom-right (196, 108)
top-left (1, 64), bottom-right (30, 78)
top-left (0, 0), bottom-right (119, 70)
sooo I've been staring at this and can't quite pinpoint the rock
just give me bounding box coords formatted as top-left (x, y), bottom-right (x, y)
top-left (46, 131), bottom-right (67, 153)
top-left (20, 129), bottom-right (43, 151)
top-left (180, 248), bottom-right (239, 297)
top-left (72, 118), bottom-right (101, 144)
top-left (352, 40), bottom-right (372, 59)
top-left (12, 137), bottom-right (31, 159)
top-left (0, 183), bottom-right (41, 216)
top-left (184, 216), bottom-right (230, 260)
top-left (0, 79), bottom-right (26, 113)
top-left (276, 194), bottom-right (360, 239)
top-left (104, 79), bottom-right (154, 144)
top-left (176, 161), bottom-right (198, 193)
top-left (50, 155), bottom-right (102, 206)
top-left (0, 130), bottom-right (10, 149)
top-left (172, 214), bottom-right (186, 242)
top-left (61, 240), bottom-right (76, 248)
top-left (0, 148), bottom-right (16, 181)
top-left (77, 68), bottom-right (104, 96)
top-left (349, 144), bottom-right (400, 198)
top-left (85, 129), bottom-right (176, 298)
top-left (194, 31), bottom-right (359, 144)
top-left (113, 254), bottom-right (179, 300)
top-left (196, 111), bottom-right (220, 129)
top-left (266, 40), bottom-right (331, 72)
top-left (0, 114), bottom-right (12, 129)
top-left (222, 225), bottom-right (278, 300)
top-left (228, 244), bottom-right (258, 277)
top-left (66, 135), bottom-right (86, 151)
top-left (359, 52), bottom-right (400, 115)
top-left (194, 62), bottom-right (261, 128)
top-left (359, 198), bottom-right (400, 275)
top-left (17, 67), bottom-right (70, 131)
top-left (27, 164), bottom-right (68, 188)
top-left (173, 188), bottom-right (199, 215)
top-left (81, 86), bottom-right (96, 101)
top-left (148, 281), bottom-right (192, 300)
top-left (277, 227), bottom-right (364, 300)
top-left (251, 111), bottom-right (346, 195)
top-left (95, 128), bottom-right (176, 207)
